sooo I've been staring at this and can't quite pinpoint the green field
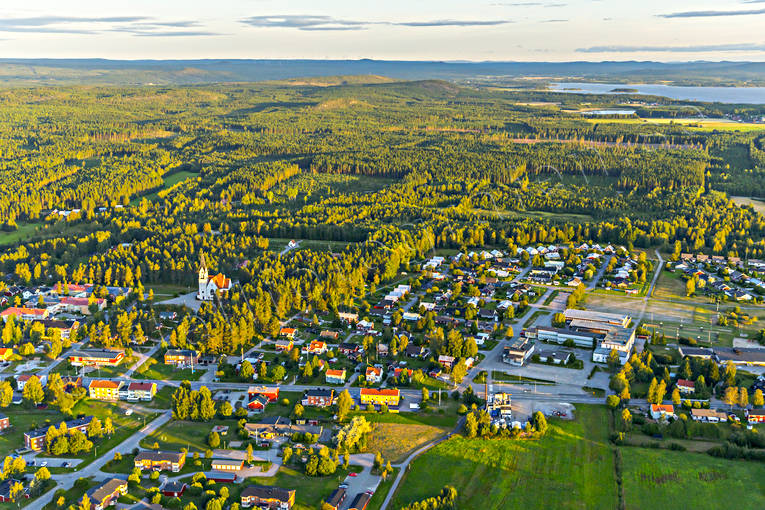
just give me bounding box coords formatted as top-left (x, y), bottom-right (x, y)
top-left (140, 418), bottom-right (243, 452)
top-left (134, 353), bottom-right (204, 381)
top-left (390, 405), bottom-right (617, 509)
top-left (621, 447), bottom-right (765, 510)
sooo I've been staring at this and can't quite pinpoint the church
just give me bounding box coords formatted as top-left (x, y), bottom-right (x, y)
top-left (197, 253), bottom-right (233, 301)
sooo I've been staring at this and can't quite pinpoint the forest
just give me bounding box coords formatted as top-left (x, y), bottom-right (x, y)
top-left (0, 78), bottom-right (764, 355)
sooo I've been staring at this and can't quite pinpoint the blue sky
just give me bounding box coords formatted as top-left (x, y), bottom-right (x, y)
top-left (2, 0), bottom-right (765, 61)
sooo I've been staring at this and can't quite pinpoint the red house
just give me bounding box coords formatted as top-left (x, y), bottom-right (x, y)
top-left (161, 482), bottom-right (186, 498)
top-left (302, 389), bottom-right (334, 407)
top-left (0, 413), bottom-right (10, 432)
top-left (247, 395), bottom-right (269, 412)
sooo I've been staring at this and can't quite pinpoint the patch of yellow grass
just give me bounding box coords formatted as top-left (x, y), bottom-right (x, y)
top-left (365, 423), bottom-right (447, 463)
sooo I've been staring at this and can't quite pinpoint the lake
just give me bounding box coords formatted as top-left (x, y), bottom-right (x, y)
top-left (549, 82), bottom-right (765, 104)
top-left (579, 109), bottom-right (636, 116)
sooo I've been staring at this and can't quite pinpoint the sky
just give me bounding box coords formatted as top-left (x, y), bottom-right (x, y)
top-left (2, 0), bottom-right (765, 61)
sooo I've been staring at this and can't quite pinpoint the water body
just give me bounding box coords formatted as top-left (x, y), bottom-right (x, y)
top-left (550, 82), bottom-right (765, 104)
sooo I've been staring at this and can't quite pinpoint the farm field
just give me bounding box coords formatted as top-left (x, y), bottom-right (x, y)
top-left (364, 422), bottom-right (448, 463)
top-left (621, 447), bottom-right (765, 510)
top-left (389, 405), bottom-right (618, 510)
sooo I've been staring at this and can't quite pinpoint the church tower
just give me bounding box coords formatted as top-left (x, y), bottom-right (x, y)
top-left (197, 252), bottom-right (209, 300)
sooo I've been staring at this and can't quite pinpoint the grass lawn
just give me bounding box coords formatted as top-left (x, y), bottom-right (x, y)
top-left (621, 447), bottom-right (765, 510)
top-left (351, 402), bottom-right (461, 430)
top-left (249, 466), bottom-right (353, 510)
top-left (0, 406), bottom-right (66, 457)
top-left (140, 418), bottom-right (243, 452)
top-left (390, 405), bottom-right (618, 510)
top-left (142, 385), bottom-right (174, 409)
top-left (51, 356), bottom-right (138, 378)
top-left (0, 221), bottom-right (44, 247)
top-left (134, 353), bottom-right (203, 381)
top-left (42, 478), bottom-right (98, 510)
top-left (364, 422), bottom-right (448, 464)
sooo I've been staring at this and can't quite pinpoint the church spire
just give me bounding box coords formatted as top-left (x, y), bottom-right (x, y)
top-left (200, 251), bottom-right (207, 272)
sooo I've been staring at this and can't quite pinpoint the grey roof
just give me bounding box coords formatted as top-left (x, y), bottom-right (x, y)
top-left (241, 485), bottom-right (294, 503)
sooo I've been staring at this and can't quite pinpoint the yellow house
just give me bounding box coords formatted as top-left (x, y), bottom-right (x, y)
top-left (360, 388), bottom-right (400, 407)
top-left (88, 380), bottom-right (123, 400)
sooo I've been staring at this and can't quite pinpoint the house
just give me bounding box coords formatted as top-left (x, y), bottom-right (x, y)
top-left (274, 339), bottom-right (294, 352)
top-left (127, 382), bottom-right (157, 401)
top-left (324, 488), bottom-right (346, 510)
top-left (60, 296), bottom-right (105, 315)
top-left (0, 307), bottom-right (49, 322)
top-left (359, 388), bottom-right (400, 407)
top-left (376, 344), bottom-right (389, 357)
top-left (16, 375), bottom-right (46, 391)
top-left (393, 367), bottom-right (413, 379)
top-left (0, 478), bottom-right (28, 502)
top-left (0, 413), bottom-right (9, 432)
top-left (197, 253), bottom-right (232, 301)
top-left (676, 379), bottom-right (695, 394)
top-left (348, 493), bottom-right (371, 510)
top-left (32, 319), bottom-right (79, 339)
top-left (438, 355), bottom-right (455, 369)
top-left (24, 416), bottom-right (92, 451)
top-left (406, 344), bottom-right (425, 358)
top-left (88, 380), bottom-right (123, 401)
top-left (0, 348), bottom-right (12, 362)
top-left (303, 389), bottom-right (335, 407)
top-left (68, 348), bottom-right (125, 367)
top-left (248, 386), bottom-right (280, 402)
top-left (746, 409), bottom-right (765, 424)
top-left (325, 369), bottom-right (347, 384)
top-left (536, 348), bottom-right (572, 365)
top-left (161, 482), bottom-right (187, 498)
top-left (650, 404), bottom-right (675, 420)
top-left (86, 479), bottom-right (127, 510)
top-left (690, 408), bottom-right (728, 423)
top-left (338, 312), bottom-right (359, 323)
top-left (134, 451), bottom-right (186, 472)
top-left (247, 395), bottom-right (270, 413)
top-left (302, 340), bottom-right (328, 355)
top-left (211, 459), bottom-right (245, 472)
top-left (338, 343), bottom-right (360, 356)
top-left (279, 328), bottom-right (297, 339)
top-left (365, 367), bottom-right (383, 383)
top-left (164, 349), bottom-right (199, 366)
top-left (320, 330), bottom-right (340, 341)
top-left (241, 486), bottom-right (295, 509)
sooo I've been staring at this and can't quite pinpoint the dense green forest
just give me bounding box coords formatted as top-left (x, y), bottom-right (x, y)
top-left (1, 78), bottom-right (764, 354)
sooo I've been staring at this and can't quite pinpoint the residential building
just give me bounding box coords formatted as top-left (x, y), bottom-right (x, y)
top-left (437, 355), bottom-right (455, 369)
top-left (302, 340), bottom-right (328, 355)
top-left (325, 369), bottom-right (346, 384)
top-left (536, 348), bottom-right (572, 365)
top-left (359, 388), bottom-right (400, 407)
top-left (241, 486), bottom-right (295, 509)
top-left (247, 395), bottom-right (270, 413)
top-left (134, 451), bottom-right (186, 472)
top-left (278, 328), bottom-right (297, 339)
top-left (211, 459), bottom-right (244, 472)
top-left (0, 413), bottom-right (9, 431)
top-left (68, 349), bottom-right (125, 367)
top-left (161, 482), bottom-right (187, 498)
top-left (678, 347), bottom-right (714, 359)
top-left (676, 379), bottom-right (695, 394)
top-left (690, 409), bottom-right (728, 423)
top-left (338, 343), bottom-right (360, 356)
top-left (365, 367), bottom-right (383, 383)
top-left (0, 478), bottom-right (28, 502)
top-left (320, 330), bottom-right (339, 341)
top-left (274, 339), bottom-right (294, 352)
top-left (650, 404), bottom-right (675, 420)
top-left (88, 380), bottom-right (123, 401)
top-left (60, 296), bottom-right (105, 315)
top-left (32, 319), bottom-right (79, 339)
top-left (16, 375), bottom-right (46, 391)
top-left (86, 479), bottom-right (127, 510)
top-left (746, 409), bottom-right (765, 424)
top-left (248, 386), bottom-right (280, 402)
top-left (0, 307), bottom-right (49, 322)
top-left (24, 416), bottom-right (93, 451)
top-left (405, 344), bottom-right (425, 358)
top-left (302, 389), bottom-right (334, 407)
top-left (197, 253), bottom-right (232, 301)
top-left (127, 382), bottom-right (157, 401)
top-left (164, 349), bottom-right (199, 366)
top-left (348, 493), bottom-right (371, 510)
top-left (324, 488), bottom-right (346, 510)
top-left (502, 337), bottom-right (535, 366)
top-left (0, 348), bottom-right (12, 361)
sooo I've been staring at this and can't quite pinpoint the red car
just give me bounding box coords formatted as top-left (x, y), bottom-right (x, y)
top-left (348, 473), bottom-right (358, 478)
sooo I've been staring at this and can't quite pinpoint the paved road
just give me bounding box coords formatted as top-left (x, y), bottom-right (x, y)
top-left (588, 254), bottom-right (613, 290)
top-left (279, 240), bottom-right (301, 256)
top-left (27, 411), bottom-right (173, 510)
top-left (634, 250), bottom-right (665, 352)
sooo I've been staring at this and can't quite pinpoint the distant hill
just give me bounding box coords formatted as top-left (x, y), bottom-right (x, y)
top-left (0, 59), bottom-right (764, 86)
